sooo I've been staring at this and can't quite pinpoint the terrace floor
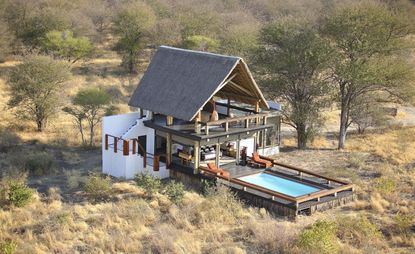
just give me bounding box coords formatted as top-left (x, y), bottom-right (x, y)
top-left (221, 163), bottom-right (264, 178)
top-left (145, 114), bottom-right (274, 140)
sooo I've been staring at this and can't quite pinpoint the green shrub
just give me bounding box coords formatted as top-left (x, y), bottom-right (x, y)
top-left (84, 174), bottom-right (112, 199)
top-left (337, 216), bottom-right (381, 247)
top-left (298, 220), bottom-right (339, 254)
top-left (394, 214), bottom-right (414, 236)
top-left (25, 152), bottom-right (55, 176)
top-left (348, 153), bottom-right (366, 169)
top-left (164, 181), bottom-right (185, 204)
top-left (7, 180), bottom-right (33, 208)
top-left (135, 173), bottom-right (161, 196)
top-left (374, 176), bottom-right (395, 194)
top-left (0, 240), bottom-right (17, 254)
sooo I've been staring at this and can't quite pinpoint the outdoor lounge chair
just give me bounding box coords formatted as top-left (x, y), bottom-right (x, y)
top-left (207, 163), bottom-right (230, 178)
top-left (251, 152), bottom-right (272, 168)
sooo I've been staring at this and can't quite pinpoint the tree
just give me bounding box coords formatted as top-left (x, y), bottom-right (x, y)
top-left (40, 30), bottom-right (94, 63)
top-left (182, 35), bottom-right (219, 52)
top-left (321, 2), bottom-right (415, 149)
top-left (349, 95), bottom-right (388, 134)
top-left (7, 55), bottom-right (71, 131)
top-left (113, 2), bottom-right (155, 73)
top-left (64, 88), bottom-right (111, 146)
top-left (255, 21), bottom-right (332, 149)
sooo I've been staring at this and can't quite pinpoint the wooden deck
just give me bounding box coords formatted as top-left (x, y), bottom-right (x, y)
top-left (197, 157), bottom-right (354, 216)
top-left (221, 163), bottom-right (264, 178)
top-left (145, 114), bottom-right (275, 141)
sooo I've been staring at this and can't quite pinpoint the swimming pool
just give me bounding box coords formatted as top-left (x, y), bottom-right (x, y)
top-left (238, 172), bottom-right (320, 197)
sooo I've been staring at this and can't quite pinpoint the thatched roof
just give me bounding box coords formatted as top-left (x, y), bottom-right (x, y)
top-left (128, 46), bottom-right (269, 121)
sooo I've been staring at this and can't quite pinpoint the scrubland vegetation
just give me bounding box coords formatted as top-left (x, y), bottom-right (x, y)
top-left (0, 0), bottom-right (414, 253)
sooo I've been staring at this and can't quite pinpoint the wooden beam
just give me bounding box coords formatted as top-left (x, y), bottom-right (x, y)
top-left (218, 73), bottom-right (238, 90)
top-left (216, 91), bottom-right (259, 104)
top-left (123, 140), bottom-right (129, 156)
top-left (194, 111), bottom-right (201, 134)
top-left (166, 133), bottom-right (172, 166)
top-left (166, 115), bottom-right (173, 126)
top-left (193, 141), bottom-right (200, 174)
top-left (153, 155), bottom-right (160, 171)
top-left (255, 100), bottom-right (260, 124)
top-left (227, 98), bottom-right (231, 116)
top-left (236, 139), bottom-right (240, 165)
top-left (228, 80), bottom-right (253, 96)
top-left (114, 137), bottom-right (118, 153)
top-left (215, 143), bottom-right (220, 168)
top-left (105, 134), bottom-right (109, 150)
top-left (132, 139), bottom-right (137, 154)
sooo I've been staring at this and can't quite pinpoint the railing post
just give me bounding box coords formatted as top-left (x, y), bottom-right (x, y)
top-left (244, 119), bottom-right (249, 128)
top-left (114, 137), bottom-right (118, 153)
top-left (194, 111), bottom-right (201, 134)
top-left (143, 153), bottom-right (147, 168)
top-left (205, 124), bottom-right (209, 135)
top-left (225, 122), bottom-right (229, 132)
top-left (153, 155), bottom-right (160, 171)
top-left (123, 140), bottom-right (129, 156)
top-left (132, 139), bottom-right (137, 154)
top-left (105, 134), bottom-right (109, 150)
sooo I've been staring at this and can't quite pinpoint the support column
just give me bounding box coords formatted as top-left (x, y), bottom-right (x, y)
top-left (235, 139), bottom-right (240, 165)
top-left (262, 130), bottom-right (266, 154)
top-left (255, 100), bottom-right (260, 125)
top-left (193, 141), bottom-right (200, 174)
top-left (194, 111), bottom-right (201, 134)
top-left (166, 115), bottom-right (173, 126)
top-left (215, 143), bottom-right (220, 167)
top-left (166, 133), bottom-right (172, 166)
top-left (227, 98), bottom-right (231, 116)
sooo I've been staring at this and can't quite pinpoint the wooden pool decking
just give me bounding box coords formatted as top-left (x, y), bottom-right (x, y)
top-left (196, 156), bottom-right (354, 217)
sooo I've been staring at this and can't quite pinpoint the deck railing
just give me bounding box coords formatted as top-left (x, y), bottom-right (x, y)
top-left (199, 157), bottom-right (353, 208)
top-left (200, 112), bottom-right (269, 135)
top-left (104, 134), bottom-right (164, 171)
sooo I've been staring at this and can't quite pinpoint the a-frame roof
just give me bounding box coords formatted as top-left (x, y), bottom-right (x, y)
top-left (128, 46), bottom-right (269, 121)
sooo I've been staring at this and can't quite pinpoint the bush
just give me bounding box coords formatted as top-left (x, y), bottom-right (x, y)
top-left (164, 181), bottom-right (185, 204)
top-left (337, 216), bottom-right (381, 248)
top-left (25, 152), bottom-right (55, 176)
top-left (374, 176), bottom-right (396, 194)
top-left (0, 240), bottom-right (17, 254)
top-left (84, 174), bottom-right (112, 199)
top-left (7, 180), bottom-right (33, 208)
top-left (135, 173), bottom-right (161, 196)
top-left (298, 220), bottom-right (339, 254)
top-left (394, 214), bottom-right (414, 236)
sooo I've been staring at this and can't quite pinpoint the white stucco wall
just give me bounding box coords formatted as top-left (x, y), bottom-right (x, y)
top-left (102, 112), bottom-right (169, 179)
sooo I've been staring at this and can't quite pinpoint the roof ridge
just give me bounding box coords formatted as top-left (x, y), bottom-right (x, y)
top-left (159, 45), bottom-right (241, 60)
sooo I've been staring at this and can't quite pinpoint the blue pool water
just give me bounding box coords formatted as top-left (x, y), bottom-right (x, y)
top-left (238, 172), bottom-right (320, 197)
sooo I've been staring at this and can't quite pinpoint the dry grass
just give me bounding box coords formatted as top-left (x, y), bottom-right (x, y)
top-left (0, 184), bottom-right (303, 253)
top-left (346, 127), bottom-right (415, 165)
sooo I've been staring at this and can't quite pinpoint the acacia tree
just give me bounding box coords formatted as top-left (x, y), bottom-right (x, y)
top-left (112, 2), bottom-right (155, 73)
top-left (182, 35), bottom-right (219, 52)
top-left (321, 2), bottom-right (415, 149)
top-left (255, 22), bottom-right (332, 149)
top-left (64, 88), bottom-right (111, 146)
top-left (8, 55), bottom-right (71, 131)
top-left (40, 30), bottom-right (94, 64)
